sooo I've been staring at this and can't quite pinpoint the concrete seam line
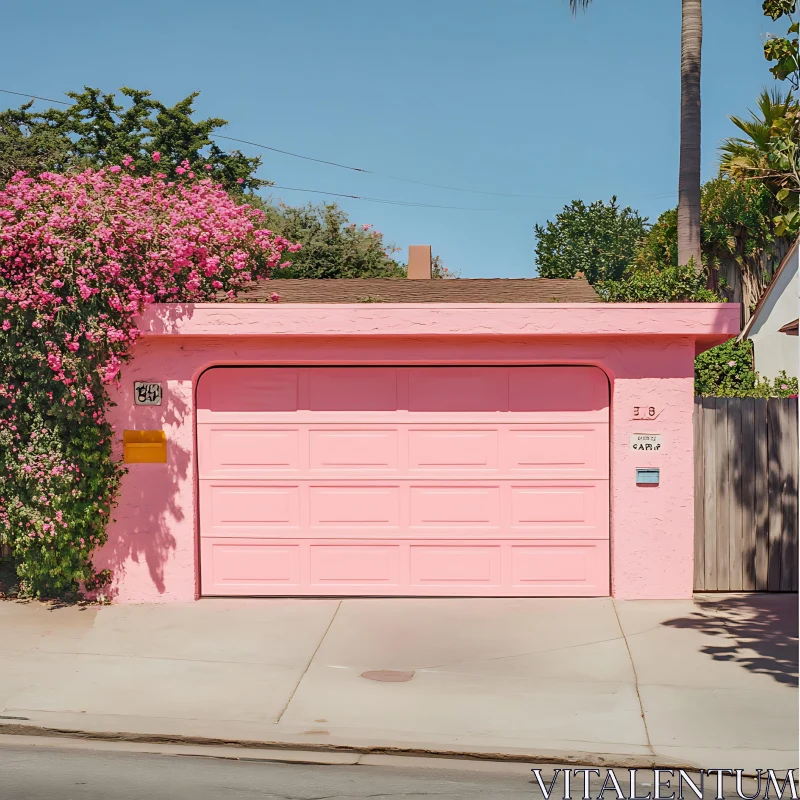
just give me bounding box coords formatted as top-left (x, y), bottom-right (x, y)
top-left (273, 599), bottom-right (342, 725)
top-left (611, 598), bottom-right (654, 755)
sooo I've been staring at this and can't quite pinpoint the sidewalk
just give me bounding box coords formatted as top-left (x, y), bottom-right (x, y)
top-left (0, 594), bottom-right (796, 772)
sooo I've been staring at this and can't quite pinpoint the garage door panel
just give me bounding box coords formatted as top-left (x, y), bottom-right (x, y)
top-left (511, 486), bottom-right (592, 525)
top-left (203, 542), bottom-right (302, 588)
top-left (199, 426), bottom-right (301, 476)
top-left (200, 538), bottom-right (609, 596)
top-left (508, 366), bottom-right (608, 413)
top-left (197, 366), bottom-right (610, 597)
top-left (408, 429), bottom-right (497, 469)
top-left (407, 367), bottom-right (509, 412)
top-left (203, 484), bottom-right (300, 529)
top-left (309, 545), bottom-right (401, 585)
top-left (309, 429), bottom-right (398, 470)
top-left (308, 367), bottom-right (398, 411)
top-left (201, 480), bottom-right (607, 539)
top-left (196, 368), bottom-right (298, 417)
top-left (505, 427), bottom-right (607, 477)
top-left (511, 543), bottom-right (608, 590)
top-left (409, 486), bottom-right (500, 527)
top-left (409, 545), bottom-right (501, 586)
top-left (309, 486), bottom-right (400, 527)
top-left (199, 423), bottom-right (608, 480)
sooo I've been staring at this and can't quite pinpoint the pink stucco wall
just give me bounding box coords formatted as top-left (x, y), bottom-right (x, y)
top-left (97, 302), bottom-right (739, 602)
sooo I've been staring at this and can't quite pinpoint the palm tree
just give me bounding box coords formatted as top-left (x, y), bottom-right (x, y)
top-left (570, 0), bottom-right (703, 271)
top-left (720, 88), bottom-right (795, 194)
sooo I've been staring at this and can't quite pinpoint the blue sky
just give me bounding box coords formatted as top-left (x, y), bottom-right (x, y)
top-left (2, 0), bottom-right (776, 277)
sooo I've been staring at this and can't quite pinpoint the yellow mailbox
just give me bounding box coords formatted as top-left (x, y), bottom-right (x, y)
top-left (123, 430), bottom-right (167, 463)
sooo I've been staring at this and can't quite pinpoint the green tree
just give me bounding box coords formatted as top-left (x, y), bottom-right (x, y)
top-left (757, 0), bottom-right (800, 235)
top-left (595, 263), bottom-right (717, 302)
top-left (0, 87), bottom-right (266, 193)
top-left (633, 177), bottom-right (787, 320)
top-left (569, 0), bottom-right (703, 270)
top-left (534, 197), bottom-right (648, 283)
top-left (0, 104), bottom-right (72, 185)
top-left (247, 198), bottom-right (455, 280)
top-left (254, 201), bottom-right (405, 279)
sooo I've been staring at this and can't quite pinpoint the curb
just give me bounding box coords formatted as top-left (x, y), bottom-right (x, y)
top-left (0, 722), bottom-right (691, 771)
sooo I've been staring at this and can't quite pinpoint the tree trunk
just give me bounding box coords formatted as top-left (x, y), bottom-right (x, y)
top-left (678, 0), bottom-right (703, 270)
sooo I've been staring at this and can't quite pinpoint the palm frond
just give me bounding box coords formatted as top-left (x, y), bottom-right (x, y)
top-left (570, 0), bottom-right (593, 15)
top-left (719, 87), bottom-right (796, 178)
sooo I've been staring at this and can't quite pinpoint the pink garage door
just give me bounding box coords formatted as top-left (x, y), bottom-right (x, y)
top-left (196, 366), bottom-right (610, 597)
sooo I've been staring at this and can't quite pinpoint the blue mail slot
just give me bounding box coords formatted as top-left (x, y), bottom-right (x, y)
top-left (636, 468), bottom-right (660, 485)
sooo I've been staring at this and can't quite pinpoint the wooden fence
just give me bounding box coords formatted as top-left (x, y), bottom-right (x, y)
top-left (694, 397), bottom-right (798, 592)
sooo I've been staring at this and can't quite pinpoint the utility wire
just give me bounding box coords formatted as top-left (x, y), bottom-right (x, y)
top-left (1, 89), bottom-right (71, 105)
top-left (212, 133), bottom-right (566, 199)
top-left (268, 184), bottom-right (496, 210)
top-left (0, 88), bottom-right (495, 211)
top-left (1, 88), bottom-right (679, 204)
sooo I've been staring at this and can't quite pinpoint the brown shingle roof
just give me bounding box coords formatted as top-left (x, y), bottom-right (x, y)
top-left (235, 278), bottom-right (600, 304)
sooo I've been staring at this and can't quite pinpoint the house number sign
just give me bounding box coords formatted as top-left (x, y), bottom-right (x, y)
top-left (632, 405), bottom-right (661, 420)
top-left (134, 382), bottom-right (163, 406)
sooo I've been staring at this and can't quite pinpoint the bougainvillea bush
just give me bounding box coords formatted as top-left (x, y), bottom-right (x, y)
top-left (0, 158), bottom-right (300, 597)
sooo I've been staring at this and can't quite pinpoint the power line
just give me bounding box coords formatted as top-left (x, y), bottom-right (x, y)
top-left (267, 184), bottom-right (496, 210)
top-left (0, 88), bottom-right (495, 212)
top-left (1, 88), bottom-right (71, 106)
top-left (213, 132), bottom-right (568, 199)
top-left (211, 134), bottom-right (368, 174)
top-left (1, 87), bottom-right (680, 205)
top-left (0, 97), bottom-right (564, 201)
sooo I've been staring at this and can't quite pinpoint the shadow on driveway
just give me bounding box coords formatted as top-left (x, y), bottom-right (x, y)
top-left (662, 594), bottom-right (798, 687)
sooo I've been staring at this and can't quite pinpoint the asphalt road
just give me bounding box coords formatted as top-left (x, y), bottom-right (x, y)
top-left (0, 743), bottom-right (546, 800)
top-left (0, 741), bottom-right (767, 800)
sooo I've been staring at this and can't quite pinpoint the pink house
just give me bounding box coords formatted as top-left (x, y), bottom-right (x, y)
top-left (97, 265), bottom-right (739, 603)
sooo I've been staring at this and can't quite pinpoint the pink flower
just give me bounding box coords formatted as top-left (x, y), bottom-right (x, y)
top-left (175, 167), bottom-right (186, 175)
top-left (362, 224), bottom-right (372, 231)
top-left (728, 360), bottom-right (737, 367)
top-left (204, 164), bottom-right (213, 170)
top-left (237, 178), bottom-right (244, 184)
top-left (270, 293), bottom-right (280, 303)
top-left (782, 384), bottom-right (788, 390)
top-left (122, 155), bottom-right (134, 169)
top-left (1, 320), bottom-right (9, 331)
top-left (152, 152), bottom-right (161, 163)
top-left (109, 165), bottom-right (122, 174)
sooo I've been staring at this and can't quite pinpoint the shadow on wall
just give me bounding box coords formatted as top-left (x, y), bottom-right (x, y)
top-left (662, 594), bottom-right (798, 687)
top-left (96, 381), bottom-right (191, 599)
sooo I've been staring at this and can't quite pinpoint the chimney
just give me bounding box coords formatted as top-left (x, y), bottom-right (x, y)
top-left (407, 245), bottom-right (432, 279)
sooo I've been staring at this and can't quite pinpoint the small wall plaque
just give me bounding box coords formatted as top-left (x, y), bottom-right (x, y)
top-left (630, 433), bottom-right (663, 452)
top-left (134, 382), bottom-right (162, 406)
top-left (632, 405), bottom-right (661, 421)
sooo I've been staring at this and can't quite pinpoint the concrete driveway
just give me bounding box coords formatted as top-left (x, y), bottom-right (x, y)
top-left (0, 594), bottom-right (795, 772)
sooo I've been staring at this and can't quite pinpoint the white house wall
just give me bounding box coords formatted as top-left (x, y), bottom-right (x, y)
top-left (747, 253), bottom-right (798, 380)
